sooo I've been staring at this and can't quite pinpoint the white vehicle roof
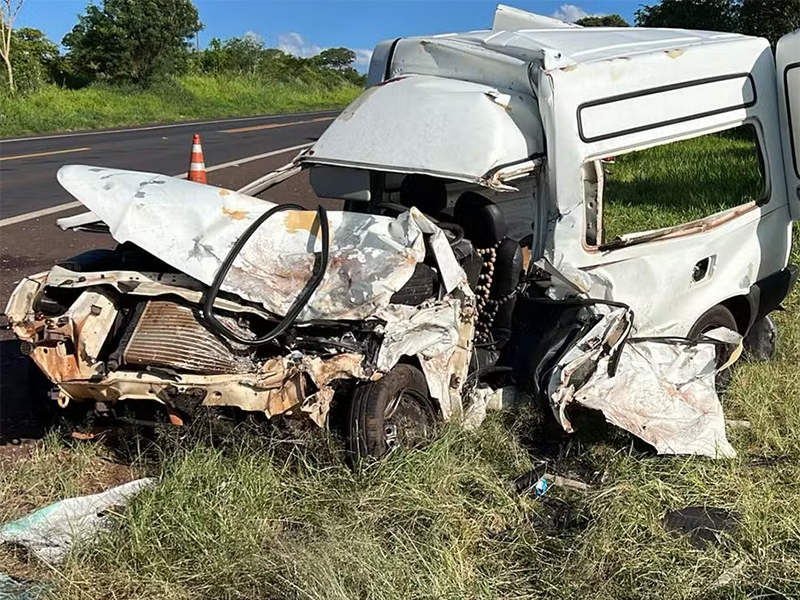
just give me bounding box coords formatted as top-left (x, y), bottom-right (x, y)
top-left (305, 74), bottom-right (544, 186)
top-left (307, 6), bottom-right (765, 187)
top-left (433, 27), bottom-right (750, 69)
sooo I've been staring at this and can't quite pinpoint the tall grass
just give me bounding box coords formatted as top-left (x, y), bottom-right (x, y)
top-left (0, 74), bottom-right (361, 137)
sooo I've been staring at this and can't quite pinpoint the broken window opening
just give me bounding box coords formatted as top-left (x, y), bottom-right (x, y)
top-left (586, 123), bottom-right (768, 248)
top-left (380, 174), bottom-right (538, 243)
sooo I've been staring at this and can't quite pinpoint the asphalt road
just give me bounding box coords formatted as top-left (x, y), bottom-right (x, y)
top-left (0, 110), bottom-right (338, 220)
top-left (0, 112), bottom-right (337, 440)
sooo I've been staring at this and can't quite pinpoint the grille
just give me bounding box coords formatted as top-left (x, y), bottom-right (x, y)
top-left (121, 301), bottom-right (251, 374)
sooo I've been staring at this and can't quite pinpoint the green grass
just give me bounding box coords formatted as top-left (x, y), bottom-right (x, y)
top-left (0, 74), bottom-right (362, 137)
top-left (1, 134), bottom-right (799, 599)
top-left (603, 127), bottom-right (765, 241)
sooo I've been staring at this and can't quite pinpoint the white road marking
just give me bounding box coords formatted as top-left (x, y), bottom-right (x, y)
top-left (0, 142), bottom-right (313, 229)
top-left (170, 141), bottom-right (312, 179)
top-left (1, 147), bottom-right (91, 162)
top-left (0, 111), bottom-right (337, 143)
top-left (0, 202), bottom-right (85, 228)
top-left (221, 116), bottom-right (334, 134)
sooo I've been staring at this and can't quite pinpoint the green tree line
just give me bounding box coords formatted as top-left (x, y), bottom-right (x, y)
top-left (1, 0), bottom-right (365, 96)
top-left (573, 0), bottom-right (798, 40)
top-left (635, 0), bottom-right (799, 44)
top-left (2, 0), bottom-right (797, 97)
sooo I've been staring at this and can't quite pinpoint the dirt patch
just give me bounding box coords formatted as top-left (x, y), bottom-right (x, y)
top-left (0, 441), bottom-right (34, 466)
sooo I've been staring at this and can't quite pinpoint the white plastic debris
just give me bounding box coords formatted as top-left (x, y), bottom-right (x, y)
top-left (464, 385), bottom-right (519, 429)
top-left (0, 478), bottom-right (156, 564)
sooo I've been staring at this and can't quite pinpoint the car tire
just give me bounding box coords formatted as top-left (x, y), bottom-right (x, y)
top-left (688, 305), bottom-right (738, 395)
top-left (743, 315), bottom-right (778, 362)
top-left (348, 363), bottom-right (438, 459)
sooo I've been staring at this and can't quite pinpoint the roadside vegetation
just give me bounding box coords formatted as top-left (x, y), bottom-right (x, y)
top-left (2, 134), bottom-right (799, 599)
top-left (0, 76), bottom-right (360, 137)
top-left (603, 127), bottom-right (765, 240)
top-left (0, 0), bottom-right (365, 137)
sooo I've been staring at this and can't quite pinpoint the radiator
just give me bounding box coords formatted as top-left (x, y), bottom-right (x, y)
top-left (121, 301), bottom-right (251, 375)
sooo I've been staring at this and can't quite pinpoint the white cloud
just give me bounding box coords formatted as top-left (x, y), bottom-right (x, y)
top-left (278, 32), bottom-right (372, 71)
top-left (354, 48), bottom-right (373, 69)
top-left (242, 30), bottom-right (263, 44)
top-left (278, 32), bottom-right (323, 58)
top-left (551, 4), bottom-right (592, 23)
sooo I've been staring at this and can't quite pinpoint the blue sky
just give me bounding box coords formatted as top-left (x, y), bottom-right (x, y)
top-left (17, 1), bottom-right (644, 68)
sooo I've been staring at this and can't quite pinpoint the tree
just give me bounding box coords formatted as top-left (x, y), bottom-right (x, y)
top-left (0, 0), bottom-right (24, 94)
top-left (62, 0), bottom-right (202, 86)
top-left (575, 14), bottom-right (630, 27)
top-left (635, 0), bottom-right (740, 33)
top-left (315, 47), bottom-right (356, 71)
top-left (635, 0), bottom-right (799, 44)
top-left (740, 0), bottom-right (800, 45)
top-left (5, 27), bottom-right (58, 92)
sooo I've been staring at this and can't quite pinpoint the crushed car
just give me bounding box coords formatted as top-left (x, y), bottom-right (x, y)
top-left (4, 7), bottom-right (799, 459)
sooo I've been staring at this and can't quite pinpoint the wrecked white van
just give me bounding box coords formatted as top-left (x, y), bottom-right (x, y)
top-left (4, 7), bottom-right (799, 459)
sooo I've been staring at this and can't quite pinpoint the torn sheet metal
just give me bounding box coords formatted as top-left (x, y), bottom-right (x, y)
top-left (0, 478), bottom-right (156, 564)
top-left (549, 308), bottom-right (738, 458)
top-left (236, 155), bottom-right (305, 196)
top-left (281, 351), bottom-right (371, 426)
top-left (56, 210), bottom-right (101, 231)
top-left (304, 75), bottom-right (544, 187)
top-left (57, 165), bottom-right (466, 322)
top-left (534, 256), bottom-right (613, 301)
top-left (53, 351), bottom-right (367, 425)
top-left (492, 4), bottom-right (581, 30)
top-left (377, 300), bottom-right (465, 417)
top-left (19, 288), bottom-right (119, 385)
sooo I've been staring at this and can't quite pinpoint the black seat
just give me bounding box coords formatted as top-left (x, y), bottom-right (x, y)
top-left (454, 192), bottom-right (524, 349)
top-left (399, 174), bottom-right (448, 220)
top-left (399, 174), bottom-right (480, 287)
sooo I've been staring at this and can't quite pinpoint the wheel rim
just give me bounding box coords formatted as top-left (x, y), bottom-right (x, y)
top-left (383, 388), bottom-right (436, 451)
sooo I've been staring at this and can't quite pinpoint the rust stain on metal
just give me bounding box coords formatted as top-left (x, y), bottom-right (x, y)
top-left (32, 345), bottom-right (81, 383)
top-left (284, 210), bottom-right (317, 233)
top-left (222, 207), bottom-right (248, 220)
top-left (308, 353), bottom-right (365, 383)
top-left (300, 388), bottom-right (335, 427)
top-left (259, 357), bottom-right (289, 388)
top-left (266, 376), bottom-right (304, 416)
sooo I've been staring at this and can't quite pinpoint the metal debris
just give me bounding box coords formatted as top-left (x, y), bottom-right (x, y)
top-left (548, 306), bottom-right (739, 458)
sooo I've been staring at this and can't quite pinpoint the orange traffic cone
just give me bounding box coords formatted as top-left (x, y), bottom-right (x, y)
top-left (188, 133), bottom-right (207, 184)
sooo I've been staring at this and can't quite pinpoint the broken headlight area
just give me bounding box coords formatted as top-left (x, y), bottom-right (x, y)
top-left (6, 268), bottom-right (388, 428)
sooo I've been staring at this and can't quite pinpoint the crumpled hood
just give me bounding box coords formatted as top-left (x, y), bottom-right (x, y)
top-left (57, 165), bottom-right (462, 321)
